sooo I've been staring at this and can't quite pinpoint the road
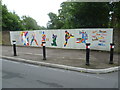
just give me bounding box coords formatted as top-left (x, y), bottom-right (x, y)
top-left (2, 59), bottom-right (118, 88)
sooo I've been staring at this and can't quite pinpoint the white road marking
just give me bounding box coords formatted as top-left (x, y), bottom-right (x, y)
top-left (18, 52), bottom-right (43, 56)
top-left (81, 74), bottom-right (105, 80)
top-left (24, 63), bottom-right (40, 68)
top-left (34, 54), bottom-right (43, 56)
top-left (3, 59), bottom-right (20, 64)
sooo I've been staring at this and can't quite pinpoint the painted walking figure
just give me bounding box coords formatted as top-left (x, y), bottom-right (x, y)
top-left (51, 34), bottom-right (57, 46)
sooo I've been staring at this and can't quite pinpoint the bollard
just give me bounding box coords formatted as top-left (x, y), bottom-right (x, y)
top-left (109, 43), bottom-right (114, 64)
top-left (86, 43), bottom-right (90, 66)
top-left (13, 40), bottom-right (17, 56)
top-left (42, 42), bottom-right (46, 60)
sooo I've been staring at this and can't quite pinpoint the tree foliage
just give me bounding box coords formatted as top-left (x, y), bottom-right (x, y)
top-left (21, 16), bottom-right (39, 30)
top-left (47, 12), bottom-right (63, 29)
top-left (47, 2), bottom-right (120, 29)
top-left (2, 5), bottom-right (24, 31)
top-left (111, 2), bottom-right (120, 29)
top-left (2, 4), bottom-right (45, 31)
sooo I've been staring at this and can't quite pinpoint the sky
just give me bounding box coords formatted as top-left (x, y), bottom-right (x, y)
top-left (2, 0), bottom-right (67, 27)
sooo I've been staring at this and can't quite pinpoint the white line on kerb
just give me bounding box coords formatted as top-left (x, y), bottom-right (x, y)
top-left (3, 59), bottom-right (20, 64)
top-left (18, 52), bottom-right (43, 56)
top-left (2, 59), bottom-right (66, 72)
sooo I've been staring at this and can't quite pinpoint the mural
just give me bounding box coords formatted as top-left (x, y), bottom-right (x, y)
top-left (40, 31), bottom-right (49, 46)
top-left (41, 31), bottom-right (46, 42)
top-left (92, 30), bottom-right (107, 46)
top-left (51, 34), bottom-right (57, 46)
top-left (20, 31), bottom-right (29, 46)
top-left (41, 31), bottom-right (46, 46)
top-left (76, 31), bottom-right (88, 44)
top-left (10, 29), bottom-right (113, 51)
top-left (64, 31), bottom-right (74, 47)
top-left (30, 32), bottom-right (38, 46)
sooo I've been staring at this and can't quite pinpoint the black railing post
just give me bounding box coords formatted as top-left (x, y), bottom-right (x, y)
top-left (109, 43), bottom-right (114, 64)
top-left (42, 42), bottom-right (46, 60)
top-left (13, 40), bottom-right (17, 56)
top-left (86, 43), bottom-right (90, 66)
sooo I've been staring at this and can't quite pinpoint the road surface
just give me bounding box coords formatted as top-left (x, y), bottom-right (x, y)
top-left (2, 59), bottom-right (118, 88)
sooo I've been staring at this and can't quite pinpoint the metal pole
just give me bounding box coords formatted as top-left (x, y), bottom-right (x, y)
top-left (86, 43), bottom-right (90, 66)
top-left (42, 42), bottom-right (46, 60)
top-left (13, 40), bottom-right (17, 56)
top-left (109, 43), bottom-right (114, 64)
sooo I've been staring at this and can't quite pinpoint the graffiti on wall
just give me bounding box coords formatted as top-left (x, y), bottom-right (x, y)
top-left (20, 31), bottom-right (29, 46)
top-left (76, 31), bottom-right (88, 44)
top-left (92, 30), bottom-right (107, 46)
top-left (51, 34), bottom-right (57, 46)
top-left (64, 31), bottom-right (74, 47)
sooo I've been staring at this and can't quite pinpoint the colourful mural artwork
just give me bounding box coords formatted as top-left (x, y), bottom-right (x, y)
top-left (10, 29), bottom-right (113, 51)
top-left (64, 31), bottom-right (74, 47)
top-left (46, 38), bottom-right (49, 41)
top-left (98, 43), bottom-right (105, 46)
top-left (41, 31), bottom-right (46, 46)
top-left (20, 31), bottom-right (29, 46)
top-left (41, 31), bottom-right (46, 42)
top-left (30, 32), bottom-right (38, 46)
top-left (51, 34), bottom-right (57, 46)
top-left (76, 31), bottom-right (88, 44)
top-left (92, 30), bottom-right (107, 46)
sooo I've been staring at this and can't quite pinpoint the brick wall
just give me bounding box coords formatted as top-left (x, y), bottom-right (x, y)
top-left (2, 31), bottom-right (11, 45)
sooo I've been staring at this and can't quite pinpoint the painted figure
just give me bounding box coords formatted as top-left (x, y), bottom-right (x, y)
top-left (76, 31), bottom-right (88, 44)
top-left (64, 31), bottom-right (74, 47)
top-left (41, 31), bottom-right (46, 46)
top-left (20, 31), bottom-right (29, 46)
top-left (51, 34), bottom-right (57, 46)
top-left (30, 32), bottom-right (38, 45)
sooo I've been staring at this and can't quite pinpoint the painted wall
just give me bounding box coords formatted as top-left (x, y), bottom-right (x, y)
top-left (10, 28), bottom-right (113, 51)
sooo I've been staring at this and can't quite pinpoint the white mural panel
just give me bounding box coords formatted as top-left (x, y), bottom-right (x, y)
top-left (10, 28), bottom-right (113, 51)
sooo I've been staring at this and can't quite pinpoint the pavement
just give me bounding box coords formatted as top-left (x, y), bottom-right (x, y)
top-left (1, 45), bottom-right (120, 74)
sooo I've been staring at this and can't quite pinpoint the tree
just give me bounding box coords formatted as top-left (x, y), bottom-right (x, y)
top-left (58, 2), bottom-right (76, 29)
top-left (2, 4), bottom-right (45, 31)
top-left (47, 2), bottom-right (111, 29)
top-left (109, 2), bottom-right (120, 29)
top-left (21, 16), bottom-right (38, 30)
top-left (2, 4), bottom-right (24, 31)
top-left (47, 12), bottom-right (63, 29)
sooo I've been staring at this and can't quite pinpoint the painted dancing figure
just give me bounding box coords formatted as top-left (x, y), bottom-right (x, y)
top-left (30, 33), bottom-right (38, 45)
top-left (64, 31), bottom-right (74, 47)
